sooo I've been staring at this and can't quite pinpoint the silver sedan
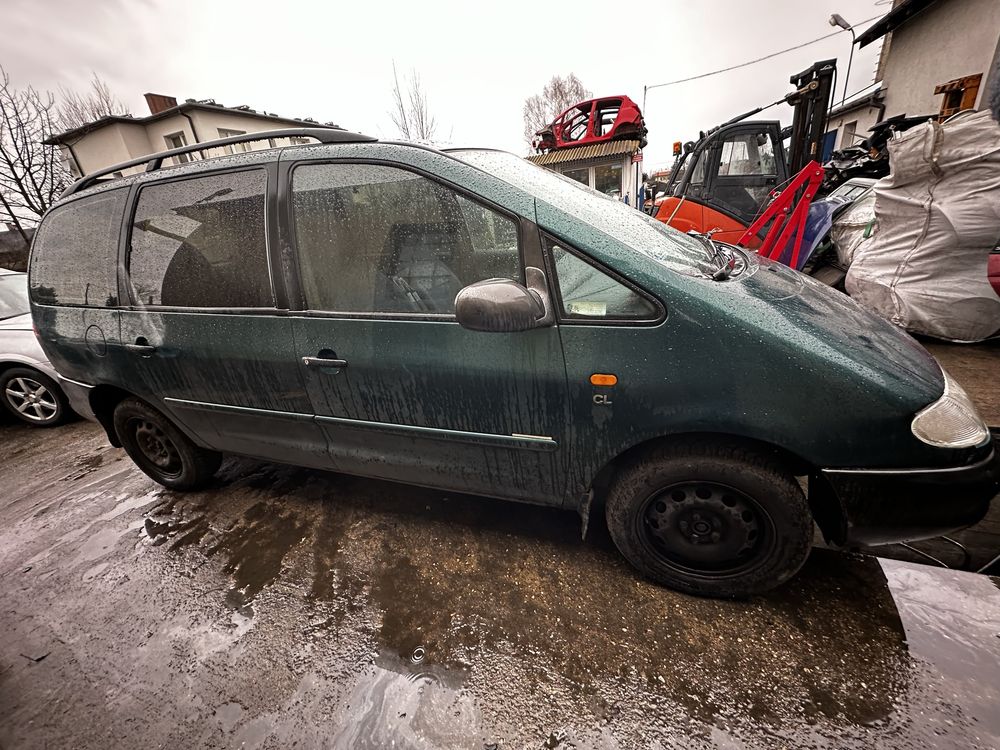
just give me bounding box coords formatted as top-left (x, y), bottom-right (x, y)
top-left (0, 268), bottom-right (72, 427)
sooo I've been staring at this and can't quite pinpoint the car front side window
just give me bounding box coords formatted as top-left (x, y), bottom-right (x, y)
top-left (291, 162), bottom-right (521, 315)
top-left (545, 236), bottom-right (658, 321)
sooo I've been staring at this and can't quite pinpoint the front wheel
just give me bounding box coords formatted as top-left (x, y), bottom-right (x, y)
top-left (605, 442), bottom-right (813, 598)
top-left (113, 398), bottom-right (221, 490)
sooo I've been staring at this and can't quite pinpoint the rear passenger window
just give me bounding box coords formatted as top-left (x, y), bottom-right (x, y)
top-left (128, 170), bottom-right (272, 308)
top-left (545, 237), bottom-right (658, 320)
top-left (291, 163), bottom-right (520, 314)
top-left (30, 189), bottom-right (127, 306)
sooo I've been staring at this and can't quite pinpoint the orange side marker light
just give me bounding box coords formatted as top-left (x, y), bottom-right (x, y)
top-left (590, 373), bottom-right (618, 387)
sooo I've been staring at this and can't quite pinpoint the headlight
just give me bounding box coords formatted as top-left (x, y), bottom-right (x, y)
top-left (911, 369), bottom-right (989, 448)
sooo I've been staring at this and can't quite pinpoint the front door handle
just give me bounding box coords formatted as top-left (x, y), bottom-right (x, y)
top-left (125, 337), bottom-right (157, 356)
top-left (302, 356), bottom-right (348, 368)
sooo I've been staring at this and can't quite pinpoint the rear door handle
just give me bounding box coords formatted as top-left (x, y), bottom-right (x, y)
top-left (302, 356), bottom-right (348, 368)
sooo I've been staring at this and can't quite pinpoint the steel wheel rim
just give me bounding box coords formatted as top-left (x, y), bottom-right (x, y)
top-left (636, 481), bottom-right (777, 578)
top-left (4, 376), bottom-right (59, 423)
top-left (132, 419), bottom-right (182, 477)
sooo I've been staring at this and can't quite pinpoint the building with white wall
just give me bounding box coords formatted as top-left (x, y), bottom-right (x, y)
top-left (824, 85), bottom-right (885, 152)
top-left (45, 93), bottom-right (343, 177)
top-left (857, 0), bottom-right (1000, 120)
top-left (823, 0), bottom-right (1000, 153)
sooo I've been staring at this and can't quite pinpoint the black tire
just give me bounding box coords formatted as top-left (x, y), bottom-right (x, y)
top-left (113, 397), bottom-right (221, 490)
top-left (0, 366), bottom-right (71, 427)
top-left (605, 441), bottom-right (813, 598)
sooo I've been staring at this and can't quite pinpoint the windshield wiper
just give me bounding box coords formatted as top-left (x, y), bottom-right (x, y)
top-left (687, 229), bottom-right (737, 280)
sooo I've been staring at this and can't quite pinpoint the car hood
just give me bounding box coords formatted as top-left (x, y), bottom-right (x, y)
top-left (723, 256), bottom-right (944, 406)
top-left (0, 312), bottom-right (33, 332)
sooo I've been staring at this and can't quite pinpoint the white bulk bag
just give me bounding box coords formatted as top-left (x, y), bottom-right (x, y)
top-left (832, 189), bottom-right (877, 267)
top-left (845, 110), bottom-right (1000, 342)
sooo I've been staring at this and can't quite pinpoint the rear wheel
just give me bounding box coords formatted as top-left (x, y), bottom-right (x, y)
top-left (0, 367), bottom-right (70, 427)
top-left (113, 398), bottom-right (221, 490)
top-left (605, 441), bottom-right (813, 598)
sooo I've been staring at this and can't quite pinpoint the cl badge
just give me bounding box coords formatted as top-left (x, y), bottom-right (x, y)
top-left (593, 394), bottom-right (613, 405)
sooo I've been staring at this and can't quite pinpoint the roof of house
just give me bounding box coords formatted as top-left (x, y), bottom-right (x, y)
top-left (526, 139), bottom-right (641, 166)
top-left (827, 83), bottom-right (885, 118)
top-left (44, 100), bottom-right (342, 145)
top-left (857, 0), bottom-right (944, 48)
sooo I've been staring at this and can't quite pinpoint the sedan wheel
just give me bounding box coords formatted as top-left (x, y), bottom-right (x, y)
top-left (0, 367), bottom-right (69, 427)
top-left (5, 376), bottom-right (59, 423)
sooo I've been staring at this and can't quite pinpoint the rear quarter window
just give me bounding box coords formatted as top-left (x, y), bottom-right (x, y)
top-left (29, 189), bottom-right (127, 306)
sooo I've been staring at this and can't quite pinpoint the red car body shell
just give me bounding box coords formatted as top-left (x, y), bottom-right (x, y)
top-left (534, 96), bottom-right (646, 152)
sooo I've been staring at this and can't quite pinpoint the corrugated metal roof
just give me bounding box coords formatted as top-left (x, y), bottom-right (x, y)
top-left (527, 139), bottom-right (641, 166)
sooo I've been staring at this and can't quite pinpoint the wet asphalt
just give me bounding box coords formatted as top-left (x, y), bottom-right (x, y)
top-left (2, 409), bottom-right (1000, 749)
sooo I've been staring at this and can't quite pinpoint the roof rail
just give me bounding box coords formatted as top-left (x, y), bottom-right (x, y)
top-left (61, 127), bottom-right (376, 198)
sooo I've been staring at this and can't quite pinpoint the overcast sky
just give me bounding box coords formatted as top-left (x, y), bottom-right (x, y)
top-left (5, 0), bottom-right (889, 171)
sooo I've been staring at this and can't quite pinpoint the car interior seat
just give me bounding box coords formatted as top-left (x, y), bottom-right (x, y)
top-left (380, 223), bottom-right (465, 313)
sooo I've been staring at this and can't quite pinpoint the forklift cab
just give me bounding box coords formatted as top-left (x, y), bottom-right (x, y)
top-left (660, 121), bottom-right (789, 246)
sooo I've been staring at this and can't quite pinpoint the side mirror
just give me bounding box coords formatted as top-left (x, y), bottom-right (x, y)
top-left (455, 267), bottom-right (555, 333)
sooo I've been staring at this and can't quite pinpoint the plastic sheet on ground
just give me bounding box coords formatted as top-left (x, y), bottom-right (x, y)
top-left (845, 110), bottom-right (1000, 342)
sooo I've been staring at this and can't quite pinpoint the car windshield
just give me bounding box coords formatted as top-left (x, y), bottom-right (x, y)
top-left (453, 150), bottom-right (712, 277)
top-left (0, 273), bottom-right (30, 320)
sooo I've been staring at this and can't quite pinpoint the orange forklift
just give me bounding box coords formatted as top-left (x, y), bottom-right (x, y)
top-left (653, 60), bottom-right (837, 247)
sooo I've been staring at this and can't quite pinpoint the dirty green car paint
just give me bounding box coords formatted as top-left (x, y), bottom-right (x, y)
top-left (28, 139), bottom-right (994, 557)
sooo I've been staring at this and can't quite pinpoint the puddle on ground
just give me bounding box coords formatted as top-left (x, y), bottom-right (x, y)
top-left (213, 702), bottom-right (244, 734)
top-left (206, 501), bottom-right (310, 609)
top-left (71, 517), bottom-right (145, 566)
top-left (331, 653), bottom-right (480, 749)
top-left (61, 450), bottom-right (108, 481)
top-left (81, 561), bottom-right (110, 581)
top-left (130, 461), bottom-right (1000, 747)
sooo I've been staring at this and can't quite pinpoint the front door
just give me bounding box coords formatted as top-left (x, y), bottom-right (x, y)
top-left (283, 160), bottom-right (570, 504)
top-left (117, 166), bottom-right (329, 467)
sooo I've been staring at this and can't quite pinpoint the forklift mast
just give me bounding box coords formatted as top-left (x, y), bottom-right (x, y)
top-left (786, 59), bottom-right (837, 173)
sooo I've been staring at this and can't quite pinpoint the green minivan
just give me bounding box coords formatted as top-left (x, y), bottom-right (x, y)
top-left (29, 129), bottom-right (998, 597)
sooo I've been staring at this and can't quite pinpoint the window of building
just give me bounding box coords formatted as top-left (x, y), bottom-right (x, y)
top-left (217, 128), bottom-right (249, 155)
top-left (545, 237), bottom-right (656, 320)
top-left (841, 121), bottom-right (858, 149)
top-left (29, 189), bottom-right (127, 307)
top-left (289, 136), bottom-right (311, 145)
top-left (594, 163), bottom-right (623, 198)
top-left (128, 170), bottom-right (272, 308)
top-left (291, 162), bottom-right (521, 315)
top-left (936, 74), bottom-right (982, 119)
top-left (562, 167), bottom-right (589, 185)
top-left (164, 131), bottom-right (192, 164)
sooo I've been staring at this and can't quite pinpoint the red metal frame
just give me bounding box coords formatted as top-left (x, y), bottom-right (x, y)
top-left (533, 96), bottom-right (646, 152)
top-left (736, 161), bottom-right (825, 269)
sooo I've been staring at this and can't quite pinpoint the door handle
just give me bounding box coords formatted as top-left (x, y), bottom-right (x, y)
top-left (125, 338), bottom-right (157, 356)
top-left (302, 356), bottom-right (348, 368)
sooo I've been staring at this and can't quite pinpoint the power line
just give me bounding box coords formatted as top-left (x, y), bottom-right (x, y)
top-left (644, 14), bottom-right (882, 95)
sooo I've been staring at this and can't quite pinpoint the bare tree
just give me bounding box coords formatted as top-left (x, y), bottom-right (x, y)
top-left (390, 63), bottom-right (438, 141)
top-left (0, 67), bottom-right (67, 242)
top-left (522, 73), bottom-right (591, 148)
top-left (57, 72), bottom-right (130, 130)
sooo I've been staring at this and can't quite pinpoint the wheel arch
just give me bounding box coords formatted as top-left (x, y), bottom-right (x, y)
top-left (88, 384), bottom-right (134, 447)
top-left (588, 431), bottom-right (845, 545)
